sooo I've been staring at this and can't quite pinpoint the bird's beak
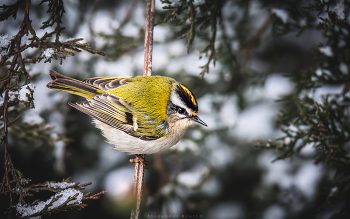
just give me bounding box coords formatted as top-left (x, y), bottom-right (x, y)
top-left (192, 116), bottom-right (207, 127)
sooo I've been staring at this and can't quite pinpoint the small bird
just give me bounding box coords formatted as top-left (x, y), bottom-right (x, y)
top-left (46, 70), bottom-right (207, 163)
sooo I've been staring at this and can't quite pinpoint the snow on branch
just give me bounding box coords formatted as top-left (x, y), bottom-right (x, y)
top-left (14, 178), bottom-right (106, 218)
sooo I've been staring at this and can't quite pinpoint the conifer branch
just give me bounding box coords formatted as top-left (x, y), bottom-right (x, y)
top-left (159, 0), bottom-right (223, 77)
top-left (0, 0), bottom-right (106, 217)
top-left (1, 0), bottom-right (32, 204)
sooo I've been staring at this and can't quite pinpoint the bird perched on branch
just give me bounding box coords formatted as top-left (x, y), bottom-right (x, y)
top-left (47, 70), bottom-right (207, 164)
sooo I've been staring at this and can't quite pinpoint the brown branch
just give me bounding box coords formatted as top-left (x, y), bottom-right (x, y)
top-left (2, 0), bottom-right (32, 203)
top-left (143, 0), bottom-right (155, 77)
top-left (130, 0), bottom-right (155, 218)
top-left (130, 154), bottom-right (145, 219)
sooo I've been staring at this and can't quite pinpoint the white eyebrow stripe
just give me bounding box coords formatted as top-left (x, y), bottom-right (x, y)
top-left (170, 90), bottom-right (192, 116)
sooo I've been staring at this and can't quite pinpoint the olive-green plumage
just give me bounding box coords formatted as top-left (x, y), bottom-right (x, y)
top-left (47, 70), bottom-right (206, 154)
top-left (47, 70), bottom-right (179, 140)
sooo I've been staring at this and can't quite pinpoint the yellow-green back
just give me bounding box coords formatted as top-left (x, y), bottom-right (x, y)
top-left (105, 76), bottom-right (174, 137)
top-left (47, 71), bottom-right (177, 139)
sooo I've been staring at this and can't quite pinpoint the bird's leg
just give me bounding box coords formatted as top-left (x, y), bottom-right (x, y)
top-left (130, 154), bottom-right (148, 169)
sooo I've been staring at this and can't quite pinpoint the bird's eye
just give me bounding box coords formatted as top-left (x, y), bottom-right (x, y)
top-left (177, 107), bottom-right (185, 114)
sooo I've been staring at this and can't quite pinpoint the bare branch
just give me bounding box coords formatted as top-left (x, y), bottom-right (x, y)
top-left (143, 0), bottom-right (155, 76)
top-left (131, 0), bottom-right (155, 218)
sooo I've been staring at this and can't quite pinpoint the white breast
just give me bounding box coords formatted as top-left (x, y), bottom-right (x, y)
top-left (93, 119), bottom-right (193, 154)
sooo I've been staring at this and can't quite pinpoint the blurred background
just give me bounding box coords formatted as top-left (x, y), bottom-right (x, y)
top-left (1, 0), bottom-right (349, 218)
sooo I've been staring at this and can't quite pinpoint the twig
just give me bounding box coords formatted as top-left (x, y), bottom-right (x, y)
top-left (130, 0), bottom-right (155, 219)
top-left (130, 154), bottom-right (145, 219)
top-left (143, 0), bottom-right (155, 77)
top-left (198, 0), bottom-right (221, 78)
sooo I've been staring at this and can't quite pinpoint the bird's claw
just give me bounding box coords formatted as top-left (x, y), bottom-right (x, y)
top-left (130, 155), bottom-right (148, 169)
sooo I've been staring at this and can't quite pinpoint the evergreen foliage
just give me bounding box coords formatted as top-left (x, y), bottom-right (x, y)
top-left (257, 0), bottom-right (350, 217)
top-left (0, 0), bottom-right (105, 218)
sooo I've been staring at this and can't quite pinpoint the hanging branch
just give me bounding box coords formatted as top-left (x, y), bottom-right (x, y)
top-left (130, 0), bottom-right (155, 219)
top-left (143, 0), bottom-right (155, 77)
top-left (1, 0), bottom-right (32, 204)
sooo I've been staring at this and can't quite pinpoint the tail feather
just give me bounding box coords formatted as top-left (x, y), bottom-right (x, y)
top-left (49, 70), bottom-right (70, 80)
top-left (47, 70), bottom-right (101, 99)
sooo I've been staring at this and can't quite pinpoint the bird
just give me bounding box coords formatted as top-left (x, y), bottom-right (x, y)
top-left (46, 70), bottom-right (207, 166)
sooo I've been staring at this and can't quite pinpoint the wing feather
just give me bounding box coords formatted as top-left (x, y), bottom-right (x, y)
top-left (83, 77), bottom-right (132, 91)
top-left (69, 93), bottom-right (160, 141)
top-left (69, 98), bottom-right (132, 133)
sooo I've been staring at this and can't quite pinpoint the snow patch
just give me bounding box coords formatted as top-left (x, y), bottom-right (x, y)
top-left (0, 0), bottom-right (21, 6)
top-left (263, 205), bottom-right (285, 219)
top-left (271, 8), bottom-right (288, 23)
top-left (319, 46), bottom-right (333, 57)
top-left (233, 103), bottom-right (278, 140)
top-left (294, 161), bottom-right (323, 198)
top-left (208, 202), bottom-right (245, 219)
top-left (0, 34), bottom-right (13, 57)
top-left (45, 182), bottom-right (75, 189)
top-left (19, 83), bottom-right (35, 101)
top-left (265, 74), bottom-right (294, 99)
top-left (16, 188), bottom-right (83, 217)
top-left (332, 0), bottom-right (345, 20)
top-left (202, 176), bottom-right (221, 197)
top-left (177, 166), bottom-right (209, 188)
top-left (170, 139), bottom-right (199, 154)
top-left (22, 111), bottom-right (44, 124)
top-left (104, 167), bottom-right (134, 198)
top-left (259, 152), bottom-right (293, 188)
top-left (300, 143), bottom-right (316, 156)
top-left (53, 140), bottom-right (66, 173)
top-left (339, 63), bottom-right (348, 74)
top-left (43, 48), bottom-right (55, 58)
top-left (21, 34), bottom-right (33, 46)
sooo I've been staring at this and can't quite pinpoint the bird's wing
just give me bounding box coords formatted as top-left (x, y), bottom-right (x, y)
top-left (83, 77), bottom-right (132, 91)
top-left (69, 93), bottom-right (167, 141)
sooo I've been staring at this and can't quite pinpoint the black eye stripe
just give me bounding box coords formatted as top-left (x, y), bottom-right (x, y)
top-left (176, 85), bottom-right (198, 113)
top-left (167, 101), bottom-right (188, 116)
top-left (173, 104), bottom-right (185, 114)
top-left (177, 107), bottom-right (186, 114)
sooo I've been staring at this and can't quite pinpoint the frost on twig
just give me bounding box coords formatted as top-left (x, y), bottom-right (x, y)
top-left (13, 178), bottom-right (106, 219)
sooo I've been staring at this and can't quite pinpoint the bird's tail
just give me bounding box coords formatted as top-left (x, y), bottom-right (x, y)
top-left (46, 70), bottom-right (102, 99)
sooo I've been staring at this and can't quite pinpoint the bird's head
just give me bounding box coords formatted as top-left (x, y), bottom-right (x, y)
top-left (167, 83), bottom-right (207, 128)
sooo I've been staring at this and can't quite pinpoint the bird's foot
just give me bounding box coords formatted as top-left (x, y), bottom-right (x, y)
top-left (130, 154), bottom-right (148, 169)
